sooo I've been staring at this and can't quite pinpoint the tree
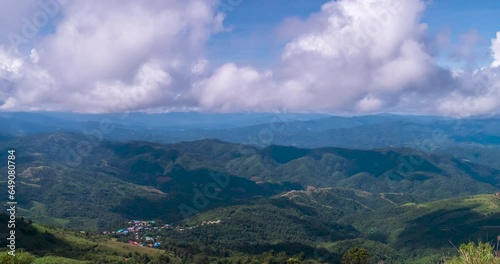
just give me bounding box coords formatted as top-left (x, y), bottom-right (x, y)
top-left (193, 253), bottom-right (209, 264)
top-left (342, 247), bottom-right (369, 264)
top-left (150, 254), bottom-right (171, 264)
top-left (287, 258), bottom-right (301, 264)
top-left (0, 251), bottom-right (36, 264)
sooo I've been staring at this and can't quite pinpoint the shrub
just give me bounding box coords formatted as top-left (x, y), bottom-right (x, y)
top-left (446, 242), bottom-right (500, 264)
top-left (0, 251), bottom-right (36, 264)
top-left (342, 247), bottom-right (369, 264)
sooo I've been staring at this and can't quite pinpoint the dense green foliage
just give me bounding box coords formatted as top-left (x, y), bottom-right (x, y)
top-left (0, 251), bottom-right (36, 264)
top-left (341, 247), bottom-right (369, 264)
top-left (1, 134), bottom-right (499, 230)
top-left (151, 192), bottom-right (500, 263)
top-left (1, 131), bottom-right (500, 263)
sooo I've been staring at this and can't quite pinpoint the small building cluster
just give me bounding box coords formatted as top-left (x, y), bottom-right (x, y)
top-left (103, 219), bottom-right (223, 246)
top-left (103, 220), bottom-right (171, 248)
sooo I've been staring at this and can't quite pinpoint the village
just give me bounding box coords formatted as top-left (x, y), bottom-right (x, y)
top-left (102, 220), bottom-right (168, 248)
top-left (101, 219), bottom-right (223, 248)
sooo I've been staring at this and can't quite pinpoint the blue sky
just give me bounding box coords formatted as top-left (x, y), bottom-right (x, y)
top-left (423, 0), bottom-right (500, 67)
top-left (209, 0), bottom-right (500, 68)
top-left (208, 0), bottom-right (329, 67)
top-left (0, 0), bottom-right (499, 115)
top-left (423, 0), bottom-right (500, 36)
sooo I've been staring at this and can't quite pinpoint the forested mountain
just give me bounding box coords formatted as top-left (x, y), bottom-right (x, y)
top-left (0, 114), bottom-right (500, 263)
top-left (2, 113), bottom-right (500, 170)
top-left (2, 133), bottom-right (499, 230)
top-left (2, 121), bottom-right (500, 262)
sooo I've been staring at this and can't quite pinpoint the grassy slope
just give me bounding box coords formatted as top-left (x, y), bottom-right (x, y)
top-left (339, 194), bottom-right (500, 262)
top-left (162, 188), bottom-right (415, 263)
top-left (168, 191), bottom-right (500, 263)
top-left (0, 214), bottom-right (173, 263)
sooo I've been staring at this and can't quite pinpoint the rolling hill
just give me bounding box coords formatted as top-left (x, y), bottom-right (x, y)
top-left (168, 190), bottom-right (500, 263)
top-left (0, 213), bottom-right (174, 263)
top-left (1, 133), bottom-right (500, 232)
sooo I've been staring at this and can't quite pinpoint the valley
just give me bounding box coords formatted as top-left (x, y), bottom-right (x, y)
top-left (0, 123), bottom-right (500, 263)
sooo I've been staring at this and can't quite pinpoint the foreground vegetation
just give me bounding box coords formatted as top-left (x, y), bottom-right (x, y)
top-left (446, 242), bottom-right (500, 264)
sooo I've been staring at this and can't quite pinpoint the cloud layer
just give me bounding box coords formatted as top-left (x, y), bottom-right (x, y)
top-left (0, 0), bottom-right (499, 116)
top-left (493, 32), bottom-right (500, 67)
top-left (0, 0), bottom-right (223, 112)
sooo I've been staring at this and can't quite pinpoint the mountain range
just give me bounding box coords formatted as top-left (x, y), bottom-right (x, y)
top-left (2, 113), bottom-right (500, 263)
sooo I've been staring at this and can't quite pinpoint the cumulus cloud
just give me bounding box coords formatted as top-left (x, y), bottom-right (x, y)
top-left (0, 0), bottom-right (500, 116)
top-left (192, 63), bottom-right (278, 112)
top-left (493, 32), bottom-right (500, 67)
top-left (0, 47), bottom-right (24, 79)
top-left (433, 33), bottom-right (500, 117)
top-left (0, 0), bottom-right (224, 112)
top-left (436, 65), bottom-right (500, 117)
top-left (196, 0), bottom-right (445, 112)
top-left (194, 0), bottom-right (500, 116)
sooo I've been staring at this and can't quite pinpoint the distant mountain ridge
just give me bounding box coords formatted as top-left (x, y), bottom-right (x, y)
top-left (1, 112), bottom-right (500, 169)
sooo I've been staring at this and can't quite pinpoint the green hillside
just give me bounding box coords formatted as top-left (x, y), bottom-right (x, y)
top-left (5, 191), bottom-right (500, 263)
top-left (2, 134), bottom-right (500, 262)
top-left (0, 214), bottom-right (176, 263)
top-left (159, 191), bottom-right (500, 263)
top-left (1, 133), bottom-right (499, 231)
top-left (159, 188), bottom-right (395, 263)
top-left (340, 194), bottom-right (500, 259)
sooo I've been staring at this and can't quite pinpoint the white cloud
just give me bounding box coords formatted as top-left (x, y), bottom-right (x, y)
top-left (437, 67), bottom-right (500, 117)
top-left (194, 0), bottom-right (500, 116)
top-left (492, 32), bottom-right (500, 67)
top-left (0, 0), bottom-right (500, 116)
top-left (192, 63), bottom-right (278, 112)
top-left (195, 0), bottom-right (438, 112)
top-left (191, 59), bottom-right (208, 75)
top-left (279, 0), bottom-right (445, 111)
top-left (0, 47), bottom-right (24, 79)
top-left (0, 0), bottom-right (223, 112)
top-left (86, 60), bottom-right (173, 112)
top-left (438, 95), bottom-right (498, 117)
top-left (357, 95), bottom-right (384, 112)
top-left (431, 33), bottom-right (500, 117)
